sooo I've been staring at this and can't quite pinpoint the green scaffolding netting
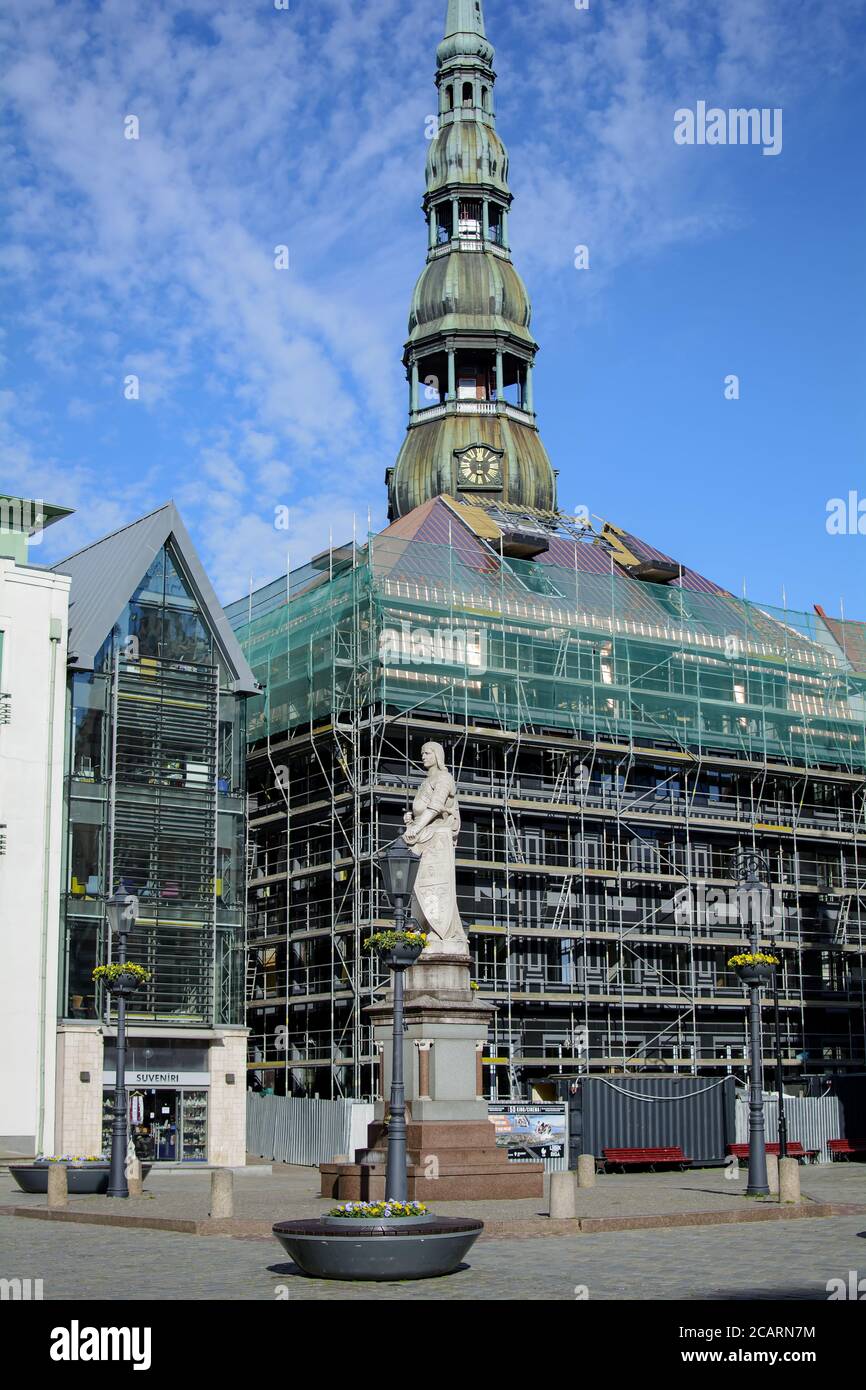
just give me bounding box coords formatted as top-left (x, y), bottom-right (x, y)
top-left (225, 535), bottom-right (866, 771)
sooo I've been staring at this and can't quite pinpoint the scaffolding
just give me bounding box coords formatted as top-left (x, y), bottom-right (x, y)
top-left (227, 526), bottom-right (866, 1099)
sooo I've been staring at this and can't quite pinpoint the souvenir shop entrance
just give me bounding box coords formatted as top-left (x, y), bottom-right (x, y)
top-left (102, 1085), bottom-right (209, 1163)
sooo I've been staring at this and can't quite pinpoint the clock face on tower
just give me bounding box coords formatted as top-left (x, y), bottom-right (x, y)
top-left (456, 444), bottom-right (503, 489)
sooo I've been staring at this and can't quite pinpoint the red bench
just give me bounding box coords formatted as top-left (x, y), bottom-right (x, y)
top-left (727, 1143), bottom-right (818, 1163)
top-left (828, 1139), bottom-right (866, 1160)
top-left (602, 1146), bottom-right (690, 1172)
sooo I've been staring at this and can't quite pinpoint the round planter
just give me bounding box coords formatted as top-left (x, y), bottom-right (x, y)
top-left (379, 944), bottom-right (423, 969)
top-left (736, 964), bottom-right (775, 987)
top-left (321, 1214), bottom-right (432, 1229)
top-left (273, 1215), bottom-right (483, 1281)
top-left (10, 1163), bottom-right (152, 1195)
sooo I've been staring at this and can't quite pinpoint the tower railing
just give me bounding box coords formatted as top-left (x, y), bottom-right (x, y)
top-left (410, 399), bottom-right (535, 426)
top-left (428, 236), bottom-right (510, 260)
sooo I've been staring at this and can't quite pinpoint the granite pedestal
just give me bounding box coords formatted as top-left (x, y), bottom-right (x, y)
top-left (320, 953), bottom-right (543, 1202)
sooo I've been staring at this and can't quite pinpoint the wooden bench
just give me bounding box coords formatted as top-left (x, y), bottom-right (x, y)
top-left (602, 1146), bottom-right (690, 1172)
top-left (727, 1142), bottom-right (818, 1163)
top-left (828, 1138), bottom-right (866, 1160)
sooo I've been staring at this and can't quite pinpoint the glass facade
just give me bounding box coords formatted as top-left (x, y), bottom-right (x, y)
top-left (60, 540), bottom-right (248, 1030)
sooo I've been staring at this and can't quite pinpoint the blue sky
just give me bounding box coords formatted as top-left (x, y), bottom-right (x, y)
top-left (1, 0), bottom-right (865, 615)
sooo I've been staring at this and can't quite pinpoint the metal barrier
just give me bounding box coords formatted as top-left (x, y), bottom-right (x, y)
top-left (734, 1094), bottom-right (842, 1163)
top-left (246, 1093), bottom-right (374, 1166)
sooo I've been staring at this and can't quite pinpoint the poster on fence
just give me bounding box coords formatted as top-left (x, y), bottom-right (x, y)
top-left (488, 1102), bottom-right (567, 1162)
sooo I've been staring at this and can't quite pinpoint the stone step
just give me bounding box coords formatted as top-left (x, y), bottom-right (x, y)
top-left (320, 1159), bottom-right (544, 1202)
top-left (365, 1121), bottom-right (500, 1151)
top-left (355, 1147), bottom-right (518, 1170)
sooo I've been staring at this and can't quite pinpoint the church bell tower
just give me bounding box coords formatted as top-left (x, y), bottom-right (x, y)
top-left (386, 0), bottom-right (558, 520)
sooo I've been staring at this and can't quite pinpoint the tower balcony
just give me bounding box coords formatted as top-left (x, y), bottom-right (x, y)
top-left (410, 397), bottom-right (536, 428)
top-left (428, 235), bottom-right (511, 261)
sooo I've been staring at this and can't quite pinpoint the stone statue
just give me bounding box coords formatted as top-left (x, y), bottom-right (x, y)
top-left (402, 742), bottom-right (469, 956)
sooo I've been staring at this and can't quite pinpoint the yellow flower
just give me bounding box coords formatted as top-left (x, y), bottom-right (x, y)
top-left (727, 952), bottom-right (779, 967)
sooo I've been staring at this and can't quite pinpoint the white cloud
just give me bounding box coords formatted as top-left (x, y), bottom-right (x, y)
top-left (0, 0), bottom-right (863, 599)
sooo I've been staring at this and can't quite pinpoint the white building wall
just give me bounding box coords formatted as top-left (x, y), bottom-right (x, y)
top-left (0, 558), bottom-right (70, 1155)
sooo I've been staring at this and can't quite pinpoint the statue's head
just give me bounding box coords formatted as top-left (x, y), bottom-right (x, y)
top-left (421, 741), bottom-right (446, 770)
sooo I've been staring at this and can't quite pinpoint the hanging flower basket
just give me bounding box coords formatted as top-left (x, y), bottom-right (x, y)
top-left (363, 930), bottom-right (427, 968)
top-left (92, 962), bottom-right (151, 997)
top-left (728, 952), bottom-right (778, 987)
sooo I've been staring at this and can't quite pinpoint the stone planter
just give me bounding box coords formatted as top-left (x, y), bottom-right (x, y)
top-left (273, 1215), bottom-right (483, 1281)
top-left (379, 943), bottom-right (423, 969)
top-left (736, 963), bottom-right (775, 987)
top-left (11, 1163), bottom-right (152, 1196)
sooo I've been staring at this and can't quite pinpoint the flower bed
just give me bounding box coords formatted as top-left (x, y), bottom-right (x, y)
top-left (329, 1201), bottom-right (428, 1219)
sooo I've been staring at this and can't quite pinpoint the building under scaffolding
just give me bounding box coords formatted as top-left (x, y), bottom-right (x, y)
top-left (227, 496), bottom-right (866, 1100)
top-left (227, 1), bottom-right (866, 1101)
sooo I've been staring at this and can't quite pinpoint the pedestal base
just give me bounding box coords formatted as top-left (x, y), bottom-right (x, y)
top-left (322, 951), bottom-right (544, 1201)
top-left (320, 1120), bottom-right (544, 1202)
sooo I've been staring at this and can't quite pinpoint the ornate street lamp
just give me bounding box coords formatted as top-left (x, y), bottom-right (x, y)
top-left (378, 837), bottom-right (421, 927)
top-left (768, 936), bottom-right (788, 1160)
top-left (104, 887), bottom-right (139, 1199)
top-left (375, 837), bottom-right (422, 1203)
top-left (730, 851), bottom-right (772, 1197)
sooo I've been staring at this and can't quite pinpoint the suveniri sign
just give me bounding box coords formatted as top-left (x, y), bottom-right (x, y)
top-left (101, 1071), bottom-right (210, 1086)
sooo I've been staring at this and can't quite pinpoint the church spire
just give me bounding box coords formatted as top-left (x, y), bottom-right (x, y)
top-left (437, 0), bottom-right (495, 98)
top-left (386, 1), bottom-right (557, 521)
top-left (444, 0), bottom-right (487, 41)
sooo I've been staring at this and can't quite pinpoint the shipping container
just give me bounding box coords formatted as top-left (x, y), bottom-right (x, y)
top-left (556, 1074), bottom-right (737, 1167)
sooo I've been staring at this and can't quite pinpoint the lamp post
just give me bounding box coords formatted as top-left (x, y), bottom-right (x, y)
top-left (105, 887), bottom-right (139, 1199)
top-left (732, 851), bottom-right (771, 1197)
top-left (376, 837), bottom-right (422, 1203)
top-left (769, 937), bottom-right (788, 1160)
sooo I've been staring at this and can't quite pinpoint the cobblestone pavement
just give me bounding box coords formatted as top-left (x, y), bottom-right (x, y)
top-left (2, 1161), bottom-right (864, 1226)
top-left (1, 1211), bottom-right (864, 1301)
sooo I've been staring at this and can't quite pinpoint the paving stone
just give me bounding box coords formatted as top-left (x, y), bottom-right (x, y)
top-left (1, 1210), bottom-right (865, 1301)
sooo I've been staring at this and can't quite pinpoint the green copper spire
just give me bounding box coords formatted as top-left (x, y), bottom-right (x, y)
top-left (386, 2), bottom-right (556, 520)
top-left (445, 0), bottom-right (486, 39)
top-left (438, 0), bottom-right (494, 72)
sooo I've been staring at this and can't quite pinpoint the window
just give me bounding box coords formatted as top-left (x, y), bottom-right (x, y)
top-left (112, 544), bottom-right (213, 666)
top-left (690, 844), bottom-right (712, 878)
top-left (71, 673), bottom-right (107, 779)
top-left (69, 823), bottom-right (102, 897)
top-left (462, 81), bottom-right (473, 107)
top-left (459, 199), bottom-right (482, 239)
top-left (65, 923), bottom-right (99, 1017)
